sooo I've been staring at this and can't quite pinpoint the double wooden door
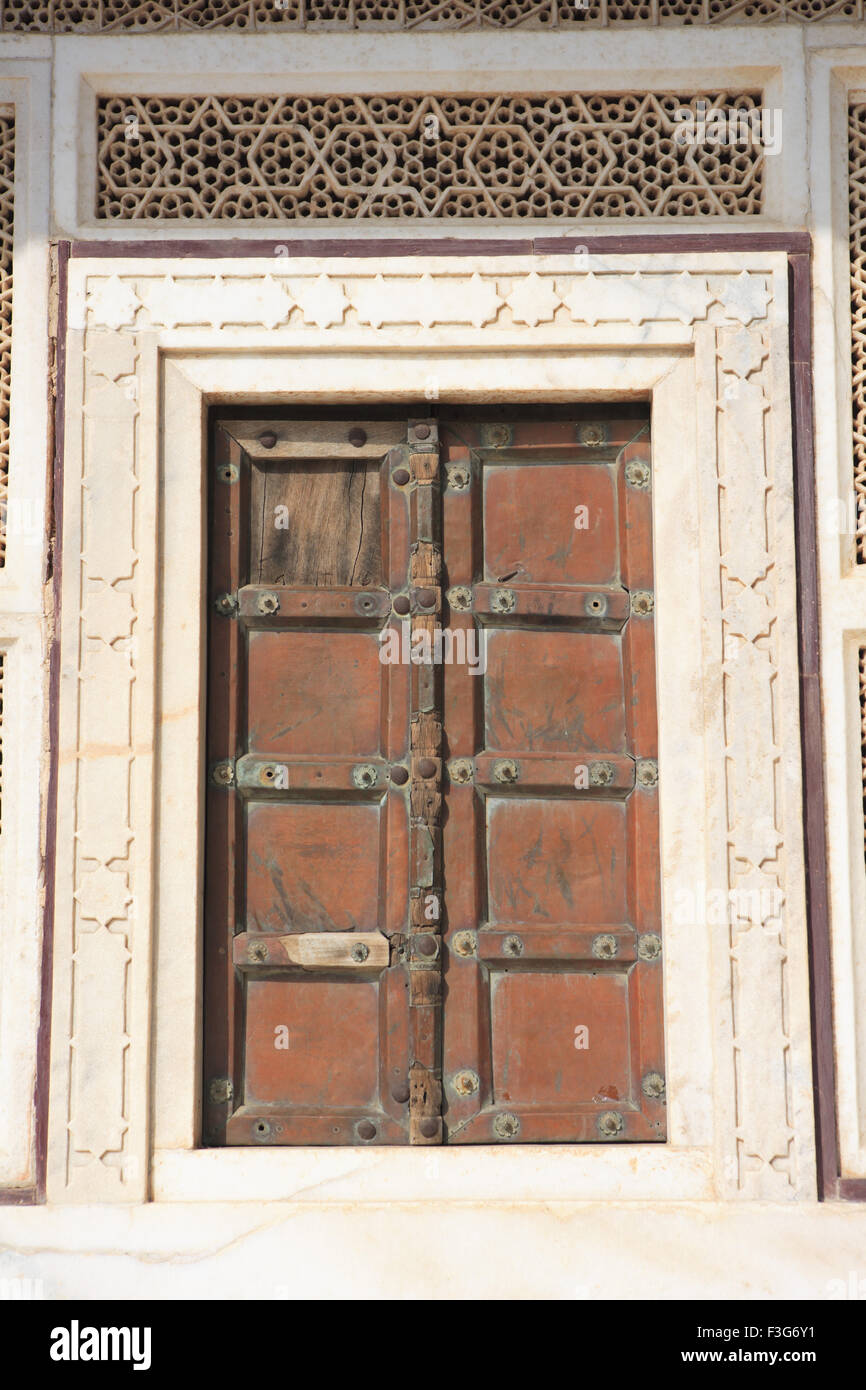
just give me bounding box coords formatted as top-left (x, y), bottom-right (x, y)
top-left (203, 410), bottom-right (664, 1146)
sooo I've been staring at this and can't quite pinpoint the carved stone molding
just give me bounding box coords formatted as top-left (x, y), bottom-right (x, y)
top-left (50, 330), bottom-right (143, 1197)
top-left (83, 266), bottom-right (773, 335)
top-left (49, 254), bottom-right (814, 1202)
top-left (716, 323), bottom-right (793, 1196)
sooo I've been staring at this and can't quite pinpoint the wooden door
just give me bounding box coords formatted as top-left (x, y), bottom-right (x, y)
top-left (439, 416), bottom-right (664, 1143)
top-left (203, 411), bottom-right (664, 1147)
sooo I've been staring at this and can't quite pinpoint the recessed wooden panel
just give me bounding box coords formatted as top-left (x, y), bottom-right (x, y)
top-left (484, 630), bottom-right (626, 754)
top-left (244, 979), bottom-right (380, 1108)
top-left (483, 463), bottom-right (619, 587)
top-left (248, 631), bottom-right (382, 756)
top-left (246, 802), bottom-right (383, 934)
top-left (487, 798), bottom-right (629, 927)
top-left (250, 459), bottom-right (382, 587)
top-left (491, 971), bottom-right (630, 1107)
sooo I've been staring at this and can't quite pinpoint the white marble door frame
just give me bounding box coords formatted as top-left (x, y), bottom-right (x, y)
top-left (47, 252), bottom-right (815, 1205)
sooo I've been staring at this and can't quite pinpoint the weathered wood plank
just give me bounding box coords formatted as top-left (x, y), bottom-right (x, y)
top-left (250, 460), bottom-right (382, 587)
top-left (222, 419), bottom-right (403, 459)
top-left (233, 931), bottom-right (389, 973)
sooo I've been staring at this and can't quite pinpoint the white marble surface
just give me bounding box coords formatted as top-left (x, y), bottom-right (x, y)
top-left (2, 1201), bottom-right (866, 1300)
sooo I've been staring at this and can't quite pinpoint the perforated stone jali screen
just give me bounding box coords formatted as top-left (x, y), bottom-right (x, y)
top-left (2, 0), bottom-right (864, 29)
top-left (96, 92), bottom-right (765, 220)
top-left (850, 103), bottom-right (866, 562)
top-left (0, 106), bottom-right (12, 569)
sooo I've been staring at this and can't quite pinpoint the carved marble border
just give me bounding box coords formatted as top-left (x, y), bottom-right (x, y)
top-left (48, 252), bottom-right (815, 1203)
top-left (809, 53), bottom-right (866, 1184)
top-left (0, 62), bottom-right (52, 1195)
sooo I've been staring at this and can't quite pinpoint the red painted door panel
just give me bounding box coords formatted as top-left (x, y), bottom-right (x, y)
top-left (203, 419), bottom-right (413, 1147)
top-left (203, 411), bottom-right (664, 1147)
top-left (440, 416), bottom-right (664, 1144)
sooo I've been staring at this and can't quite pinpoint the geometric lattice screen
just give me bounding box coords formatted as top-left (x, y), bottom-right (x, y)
top-left (0, 107), bottom-right (12, 569)
top-left (97, 92), bottom-right (765, 220)
top-left (3, 1), bottom-right (866, 29)
top-left (850, 103), bottom-right (866, 561)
